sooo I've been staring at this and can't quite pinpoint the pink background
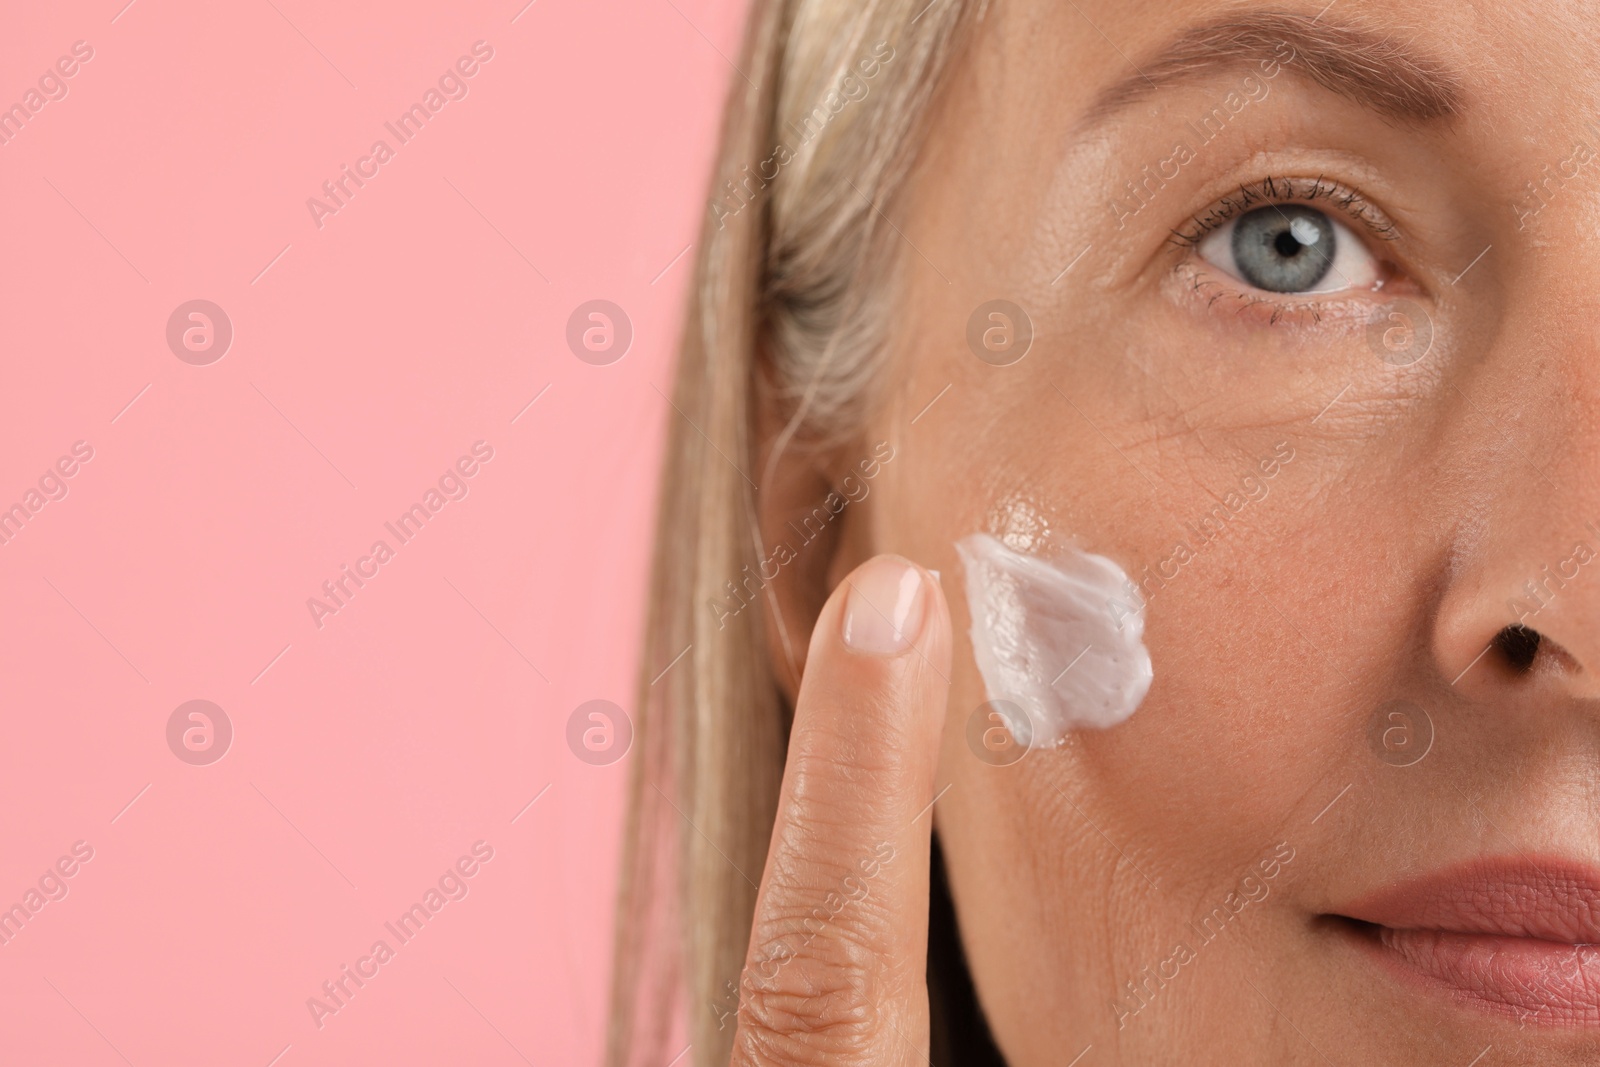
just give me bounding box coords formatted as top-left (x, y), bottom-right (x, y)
top-left (0, 0), bottom-right (741, 1063)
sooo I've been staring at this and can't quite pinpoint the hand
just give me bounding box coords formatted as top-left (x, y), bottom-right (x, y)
top-left (729, 554), bottom-right (953, 1066)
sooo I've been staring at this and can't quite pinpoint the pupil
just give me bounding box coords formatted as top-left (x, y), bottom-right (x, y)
top-left (1274, 231), bottom-right (1302, 257)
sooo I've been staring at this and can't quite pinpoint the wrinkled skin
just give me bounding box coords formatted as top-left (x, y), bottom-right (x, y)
top-left (751, 1), bottom-right (1600, 1064)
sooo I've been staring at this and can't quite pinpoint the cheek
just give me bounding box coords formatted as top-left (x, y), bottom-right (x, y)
top-left (899, 337), bottom-right (1369, 893)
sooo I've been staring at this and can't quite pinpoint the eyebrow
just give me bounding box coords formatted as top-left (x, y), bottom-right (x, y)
top-left (1084, 10), bottom-right (1464, 127)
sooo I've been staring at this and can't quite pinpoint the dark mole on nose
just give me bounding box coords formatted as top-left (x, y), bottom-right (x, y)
top-left (1493, 624), bottom-right (1541, 673)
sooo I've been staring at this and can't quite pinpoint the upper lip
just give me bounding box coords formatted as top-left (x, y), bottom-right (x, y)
top-left (1337, 856), bottom-right (1600, 944)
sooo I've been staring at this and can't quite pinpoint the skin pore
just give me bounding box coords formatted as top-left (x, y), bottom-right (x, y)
top-left (753, 1), bottom-right (1600, 1064)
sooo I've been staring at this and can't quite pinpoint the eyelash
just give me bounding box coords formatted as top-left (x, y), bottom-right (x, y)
top-left (1169, 175), bottom-right (1398, 248)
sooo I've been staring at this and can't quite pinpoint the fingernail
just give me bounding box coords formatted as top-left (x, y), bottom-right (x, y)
top-left (842, 556), bottom-right (928, 655)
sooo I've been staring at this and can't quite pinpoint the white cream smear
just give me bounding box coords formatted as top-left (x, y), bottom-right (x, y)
top-left (956, 532), bottom-right (1153, 747)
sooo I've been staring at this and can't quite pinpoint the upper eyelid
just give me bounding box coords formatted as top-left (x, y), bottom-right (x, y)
top-left (1168, 175), bottom-right (1400, 248)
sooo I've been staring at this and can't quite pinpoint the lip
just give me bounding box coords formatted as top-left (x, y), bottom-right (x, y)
top-left (1335, 858), bottom-right (1600, 1026)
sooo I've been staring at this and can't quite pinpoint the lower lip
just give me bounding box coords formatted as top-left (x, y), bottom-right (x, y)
top-left (1347, 922), bottom-right (1600, 1026)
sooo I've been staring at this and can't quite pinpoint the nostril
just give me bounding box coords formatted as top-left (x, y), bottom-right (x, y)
top-left (1494, 624), bottom-right (1541, 673)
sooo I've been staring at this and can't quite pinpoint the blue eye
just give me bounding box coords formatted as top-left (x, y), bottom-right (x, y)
top-left (1198, 204), bottom-right (1379, 294)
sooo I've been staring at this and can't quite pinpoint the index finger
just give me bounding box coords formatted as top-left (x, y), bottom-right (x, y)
top-left (731, 554), bottom-right (952, 1066)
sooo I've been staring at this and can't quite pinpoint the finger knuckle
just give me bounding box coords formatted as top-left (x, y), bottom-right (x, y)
top-left (734, 921), bottom-right (881, 1062)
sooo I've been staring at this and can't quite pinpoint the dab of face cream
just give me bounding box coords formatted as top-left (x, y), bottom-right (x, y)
top-left (956, 532), bottom-right (1152, 746)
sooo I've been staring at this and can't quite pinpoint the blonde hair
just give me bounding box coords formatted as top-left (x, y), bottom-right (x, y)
top-left (607, 2), bottom-right (979, 1065)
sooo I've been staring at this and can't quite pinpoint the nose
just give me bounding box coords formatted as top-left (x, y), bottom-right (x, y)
top-left (1430, 290), bottom-right (1600, 701)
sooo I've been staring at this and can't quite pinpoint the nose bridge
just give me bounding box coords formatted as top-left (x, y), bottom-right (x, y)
top-left (1430, 284), bottom-right (1600, 695)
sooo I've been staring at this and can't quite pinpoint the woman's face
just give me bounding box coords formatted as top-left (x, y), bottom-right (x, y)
top-left (856, 0), bottom-right (1600, 1062)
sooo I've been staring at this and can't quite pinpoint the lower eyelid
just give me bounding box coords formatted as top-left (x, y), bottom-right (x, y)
top-left (1166, 260), bottom-right (1397, 331)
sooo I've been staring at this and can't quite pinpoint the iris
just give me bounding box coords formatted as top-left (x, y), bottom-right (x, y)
top-left (1231, 204), bottom-right (1336, 292)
